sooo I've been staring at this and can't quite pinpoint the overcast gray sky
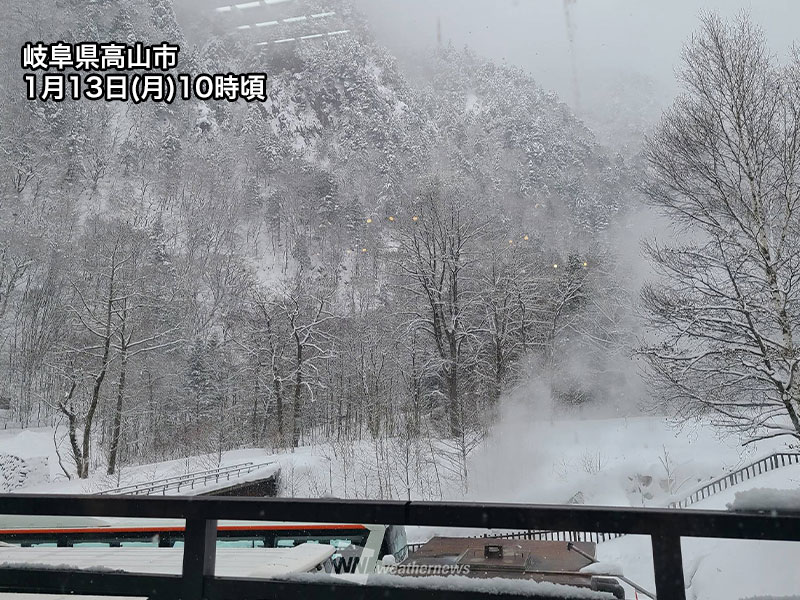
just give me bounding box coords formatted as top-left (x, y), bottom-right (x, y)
top-left (355, 0), bottom-right (799, 115)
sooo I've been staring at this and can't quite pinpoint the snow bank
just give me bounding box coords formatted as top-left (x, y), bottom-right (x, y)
top-left (466, 412), bottom-right (768, 507)
top-left (728, 488), bottom-right (800, 512)
top-left (287, 572), bottom-right (615, 598)
top-left (14, 445), bottom-right (279, 496)
top-left (685, 538), bottom-right (800, 600)
top-left (579, 562), bottom-right (624, 577)
top-left (598, 533), bottom-right (800, 600)
top-left (0, 454), bottom-right (49, 491)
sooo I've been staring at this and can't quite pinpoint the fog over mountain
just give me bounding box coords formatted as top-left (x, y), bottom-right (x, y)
top-left (352, 0), bottom-right (799, 152)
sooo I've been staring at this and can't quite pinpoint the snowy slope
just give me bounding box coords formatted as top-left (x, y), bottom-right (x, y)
top-left (5, 416), bottom-right (794, 507)
top-left (0, 430), bottom-right (280, 496)
top-left (465, 414), bottom-right (787, 507)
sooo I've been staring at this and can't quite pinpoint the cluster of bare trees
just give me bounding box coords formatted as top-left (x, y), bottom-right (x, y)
top-left (0, 163), bottom-right (609, 487)
top-left (642, 14), bottom-right (800, 445)
top-left (0, 0), bottom-right (633, 488)
top-left (232, 180), bottom-right (604, 491)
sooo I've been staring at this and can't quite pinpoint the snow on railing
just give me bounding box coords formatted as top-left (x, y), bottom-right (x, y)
top-left (96, 460), bottom-right (277, 496)
top-left (5, 494), bottom-right (800, 600)
top-left (667, 452), bottom-right (800, 509)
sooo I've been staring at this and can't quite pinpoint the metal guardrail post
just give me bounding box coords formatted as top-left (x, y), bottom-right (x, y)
top-left (101, 460), bottom-right (278, 496)
top-left (651, 531), bottom-right (685, 600)
top-left (666, 452), bottom-right (800, 511)
top-left (181, 518), bottom-right (217, 600)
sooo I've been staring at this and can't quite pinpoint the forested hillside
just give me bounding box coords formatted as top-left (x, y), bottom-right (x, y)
top-left (0, 0), bottom-right (637, 487)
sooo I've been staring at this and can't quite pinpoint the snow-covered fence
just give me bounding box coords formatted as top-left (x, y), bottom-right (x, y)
top-left (667, 452), bottom-right (800, 509)
top-left (95, 461), bottom-right (276, 496)
top-left (408, 452), bottom-right (800, 553)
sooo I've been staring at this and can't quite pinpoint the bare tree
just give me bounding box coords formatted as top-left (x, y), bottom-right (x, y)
top-left (282, 274), bottom-right (336, 448)
top-left (394, 182), bottom-right (487, 437)
top-left (641, 14), bottom-right (800, 444)
top-left (474, 242), bottom-right (558, 410)
top-left (56, 222), bottom-right (129, 478)
top-left (107, 277), bottom-right (183, 475)
top-left (248, 272), bottom-right (336, 448)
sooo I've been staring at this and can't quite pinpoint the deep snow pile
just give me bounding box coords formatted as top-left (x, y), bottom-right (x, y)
top-left (596, 535), bottom-right (800, 600)
top-left (729, 488), bottom-right (800, 512)
top-left (0, 427), bottom-right (279, 496)
top-left (249, 413), bottom-right (793, 508)
top-left (0, 454), bottom-right (48, 491)
top-left (0, 429), bottom-right (54, 491)
top-left (464, 410), bottom-right (789, 507)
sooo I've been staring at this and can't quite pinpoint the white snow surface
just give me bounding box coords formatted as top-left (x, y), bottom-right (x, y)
top-left (0, 429), bottom-right (280, 495)
top-left (578, 562), bottom-right (624, 577)
top-left (5, 416), bottom-right (790, 506)
top-left (0, 453), bottom-right (49, 491)
top-left (288, 572), bottom-right (614, 598)
top-left (0, 543), bottom-right (333, 578)
top-left (598, 535), bottom-right (800, 600)
top-left (728, 488), bottom-right (800, 512)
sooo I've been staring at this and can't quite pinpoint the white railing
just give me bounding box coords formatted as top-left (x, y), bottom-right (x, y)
top-left (406, 451), bottom-right (800, 554)
top-left (667, 452), bottom-right (800, 509)
top-left (96, 461), bottom-right (277, 496)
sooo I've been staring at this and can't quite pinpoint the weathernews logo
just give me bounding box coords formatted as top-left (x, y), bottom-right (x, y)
top-left (375, 562), bottom-right (471, 576)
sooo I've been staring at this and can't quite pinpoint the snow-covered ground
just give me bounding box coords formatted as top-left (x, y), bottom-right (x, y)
top-left (2, 413), bottom-right (798, 600)
top-left (4, 415), bottom-right (787, 505)
top-left (597, 534), bottom-right (800, 600)
top-left (594, 464), bottom-right (800, 600)
top-left (0, 427), bottom-right (281, 495)
top-left (465, 412), bottom-right (789, 507)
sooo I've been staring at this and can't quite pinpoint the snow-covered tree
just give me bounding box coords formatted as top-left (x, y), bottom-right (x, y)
top-left (641, 14), bottom-right (800, 444)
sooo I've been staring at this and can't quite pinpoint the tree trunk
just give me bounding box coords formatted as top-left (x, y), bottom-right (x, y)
top-left (81, 271), bottom-right (115, 478)
top-left (271, 356), bottom-right (284, 446)
top-left (447, 362), bottom-right (459, 438)
top-left (251, 371), bottom-right (259, 445)
top-left (107, 326), bottom-right (128, 476)
top-left (59, 381), bottom-right (84, 477)
top-left (292, 338), bottom-right (303, 447)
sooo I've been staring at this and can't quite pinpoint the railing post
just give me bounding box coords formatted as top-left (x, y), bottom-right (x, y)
top-left (181, 519), bottom-right (217, 600)
top-left (652, 531), bottom-right (686, 600)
